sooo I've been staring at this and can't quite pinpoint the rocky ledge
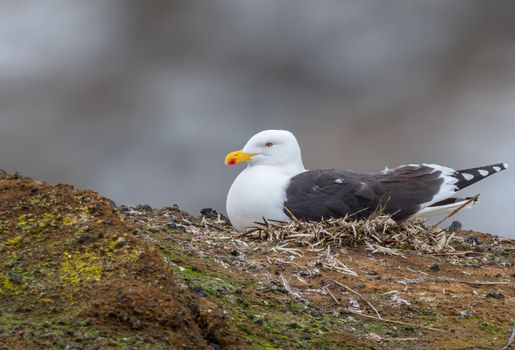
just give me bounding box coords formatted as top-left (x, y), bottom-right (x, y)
top-left (0, 171), bottom-right (513, 350)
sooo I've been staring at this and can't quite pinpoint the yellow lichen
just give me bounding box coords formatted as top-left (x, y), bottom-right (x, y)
top-left (107, 237), bottom-right (125, 251)
top-left (39, 212), bottom-right (58, 228)
top-left (7, 236), bottom-right (21, 246)
top-left (0, 273), bottom-right (14, 290)
top-left (17, 214), bottom-right (36, 233)
top-left (79, 206), bottom-right (92, 221)
top-left (16, 213), bottom-right (63, 239)
top-left (60, 251), bottom-right (102, 285)
top-left (39, 297), bottom-right (54, 304)
top-left (62, 215), bottom-right (77, 226)
top-left (0, 273), bottom-right (22, 295)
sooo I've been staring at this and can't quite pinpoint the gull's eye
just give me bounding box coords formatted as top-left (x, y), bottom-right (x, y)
top-left (265, 142), bottom-right (274, 148)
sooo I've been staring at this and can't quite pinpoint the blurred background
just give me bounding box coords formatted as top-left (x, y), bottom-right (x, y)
top-left (0, 0), bottom-right (514, 237)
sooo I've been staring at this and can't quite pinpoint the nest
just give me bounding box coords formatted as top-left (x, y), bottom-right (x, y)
top-left (200, 212), bottom-right (457, 255)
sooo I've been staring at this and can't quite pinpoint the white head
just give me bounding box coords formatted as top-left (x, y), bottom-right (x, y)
top-left (225, 130), bottom-right (305, 172)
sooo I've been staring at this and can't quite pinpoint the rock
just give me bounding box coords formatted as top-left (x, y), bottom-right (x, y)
top-left (366, 271), bottom-right (381, 280)
top-left (456, 310), bottom-right (470, 317)
top-left (8, 274), bottom-right (23, 284)
top-left (464, 236), bottom-right (481, 245)
top-left (430, 263), bottom-right (440, 272)
top-left (170, 311), bottom-right (183, 328)
top-left (200, 208), bottom-right (218, 218)
top-left (367, 332), bottom-right (382, 341)
top-left (486, 291), bottom-right (505, 300)
top-left (188, 301), bottom-right (199, 314)
top-left (446, 221), bottom-right (462, 232)
top-left (165, 222), bottom-right (178, 229)
top-left (154, 332), bottom-right (169, 343)
top-left (106, 199), bottom-right (117, 209)
top-left (136, 204), bottom-right (153, 212)
top-left (114, 239), bottom-right (126, 249)
top-left (129, 318), bottom-right (142, 329)
top-left (191, 286), bottom-right (207, 297)
top-left (309, 309), bottom-right (322, 318)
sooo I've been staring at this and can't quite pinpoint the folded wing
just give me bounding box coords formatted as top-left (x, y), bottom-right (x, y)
top-left (284, 162), bottom-right (507, 221)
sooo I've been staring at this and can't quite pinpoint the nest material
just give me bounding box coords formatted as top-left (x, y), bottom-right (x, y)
top-left (199, 212), bottom-right (457, 255)
top-left (248, 215), bottom-right (454, 254)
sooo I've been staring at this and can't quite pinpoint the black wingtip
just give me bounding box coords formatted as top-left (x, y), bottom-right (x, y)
top-left (454, 162), bottom-right (508, 190)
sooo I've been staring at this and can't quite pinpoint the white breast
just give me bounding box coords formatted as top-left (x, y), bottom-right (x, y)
top-left (226, 166), bottom-right (292, 231)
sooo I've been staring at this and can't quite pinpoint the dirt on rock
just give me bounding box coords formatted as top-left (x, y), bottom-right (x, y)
top-left (0, 170), bottom-right (513, 349)
top-left (0, 171), bottom-right (242, 350)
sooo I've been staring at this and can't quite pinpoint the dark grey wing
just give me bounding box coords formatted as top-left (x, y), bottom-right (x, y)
top-left (284, 165), bottom-right (445, 221)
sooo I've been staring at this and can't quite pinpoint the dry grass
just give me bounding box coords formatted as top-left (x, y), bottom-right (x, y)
top-left (198, 212), bottom-right (457, 256)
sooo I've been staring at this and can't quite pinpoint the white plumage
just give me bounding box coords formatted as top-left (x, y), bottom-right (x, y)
top-left (226, 130), bottom-right (305, 231)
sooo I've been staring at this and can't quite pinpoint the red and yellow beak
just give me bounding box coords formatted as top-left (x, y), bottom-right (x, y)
top-left (225, 150), bottom-right (256, 166)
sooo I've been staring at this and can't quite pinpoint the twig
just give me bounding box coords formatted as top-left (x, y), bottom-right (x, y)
top-left (283, 206), bottom-right (300, 222)
top-left (272, 245), bottom-right (303, 257)
top-left (435, 194), bottom-right (479, 226)
top-left (436, 278), bottom-right (511, 286)
top-left (502, 327), bottom-right (515, 350)
top-left (347, 207), bottom-right (370, 219)
top-left (279, 274), bottom-right (304, 301)
top-left (348, 311), bottom-right (447, 333)
top-left (430, 251), bottom-right (479, 256)
top-left (235, 227), bottom-right (260, 239)
top-left (383, 337), bottom-right (419, 342)
top-left (323, 285), bottom-right (340, 305)
top-left (205, 222), bottom-right (229, 231)
top-left (333, 281), bottom-right (381, 319)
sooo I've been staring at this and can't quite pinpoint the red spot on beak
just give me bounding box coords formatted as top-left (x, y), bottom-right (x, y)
top-left (229, 159), bottom-right (236, 165)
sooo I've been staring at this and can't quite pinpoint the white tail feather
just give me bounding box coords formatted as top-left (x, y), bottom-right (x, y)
top-left (413, 199), bottom-right (477, 221)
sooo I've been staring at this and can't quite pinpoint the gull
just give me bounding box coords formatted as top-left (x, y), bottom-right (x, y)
top-left (225, 130), bottom-right (508, 231)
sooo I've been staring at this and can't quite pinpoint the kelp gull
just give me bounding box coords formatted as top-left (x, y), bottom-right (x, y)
top-left (225, 130), bottom-right (508, 231)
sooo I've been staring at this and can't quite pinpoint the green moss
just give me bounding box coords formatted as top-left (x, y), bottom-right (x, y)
top-left (470, 317), bottom-right (503, 336)
top-left (0, 313), bottom-right (162, 349)
top-left (60, 251), bottom-right (102, 285)
top-left (364, 319), bottom-right (397, 334)
top-left (155, 232), bottom-right (357, 349)
top-left (244, 337), bottom-right (282, 350)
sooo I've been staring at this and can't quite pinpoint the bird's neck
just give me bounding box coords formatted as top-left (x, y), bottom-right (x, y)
top-left (246, 162), bottom-right (306, 177)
